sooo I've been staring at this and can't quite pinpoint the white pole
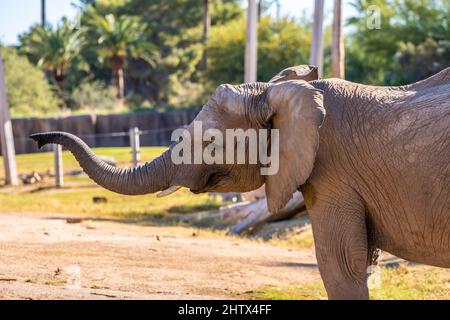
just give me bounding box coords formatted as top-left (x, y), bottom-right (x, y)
top-left (130, 127), bottom-right (140, 167)
top-left (0, 54), bottom-right (18, 186)
top-left (244, 0), bottom-right (258, 83)
top-left (331, 0), bottom-right (345, 78)
top-left (310, 0), bottom-right (324, 78)
top-left (54, 144), bottom-right (63, 188)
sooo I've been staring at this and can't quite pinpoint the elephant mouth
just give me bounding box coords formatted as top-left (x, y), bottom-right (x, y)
top-left (190, 171), bottom-right (228, 194)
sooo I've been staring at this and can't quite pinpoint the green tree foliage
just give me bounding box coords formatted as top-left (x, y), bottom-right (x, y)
top-left (82, 0), bottom-right (243, 106)
top-left (10, 0), bottom-right (448, 117)
top-left (346, 0), bottom-right (450, 85)
top-left (392, 38), bottom-right (450, 83)
top-left (207, 17), bottom-right (313, 86)
top-left (19, 19), bottom-right (85, 102)
top-left (1, 47), bottom-right (59, 117)
top-left (70, 81), bottom-right (118, 112)
top-left (84, 7), bottom-right (156, 99)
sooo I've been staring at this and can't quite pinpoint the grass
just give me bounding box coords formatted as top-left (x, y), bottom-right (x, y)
top-left (266, 225), bottom-right (315, 249)
top-left (0, 185), bottom-right (221, 219)
top-left (249, 264), bottom-right (450, 300)
top-left (249, 282), bottom-right (327, 300)
top-left (0, 147), bottom-right (222, 220)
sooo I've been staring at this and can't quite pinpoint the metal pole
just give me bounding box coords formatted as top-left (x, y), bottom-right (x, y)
top-left (54, 144), bottom-right (63, 188)
top-left (0, 54), bottom-right (18, 186)
top-left (130, 127), bottom-right (140, 167)
top-left (310, 0), bottom-right (324, 78)
top-left (244, 0), bottom-right (258, 83)
top-left (331, 0), bottom-right (345, 78)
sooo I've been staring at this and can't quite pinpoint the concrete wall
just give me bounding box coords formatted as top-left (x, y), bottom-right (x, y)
top-left (7, 110), bottom-right (199, 154)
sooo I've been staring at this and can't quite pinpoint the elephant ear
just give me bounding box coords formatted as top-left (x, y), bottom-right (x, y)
top-left (264, 80), bottom-right (325, 213)
top-left (269, 65), bottom-right (319, 83)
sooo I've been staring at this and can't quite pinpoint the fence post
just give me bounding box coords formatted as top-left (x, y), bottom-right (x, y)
top-left (130, 127), bottom-right (140, 167)
top-left (54, 144), bottom-right (63, 188)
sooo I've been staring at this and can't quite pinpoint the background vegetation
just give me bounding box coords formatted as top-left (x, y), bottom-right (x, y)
top-left (1, 0), bottom-right (448, 118)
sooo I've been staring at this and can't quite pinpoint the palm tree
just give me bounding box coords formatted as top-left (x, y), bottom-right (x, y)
top-left (86, 12), bottom-right (154, 100)
top-left (21, 20), bottom-right (84, 102)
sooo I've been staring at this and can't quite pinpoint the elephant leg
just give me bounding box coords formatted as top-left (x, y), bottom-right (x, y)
top-left (307, 187), bottom-right (370, 300)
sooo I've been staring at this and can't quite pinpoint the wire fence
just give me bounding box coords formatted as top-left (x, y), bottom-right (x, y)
top-left (14, 126), bottom-right (184, 188)
top-left (11, 125), bottom-right (186, 142)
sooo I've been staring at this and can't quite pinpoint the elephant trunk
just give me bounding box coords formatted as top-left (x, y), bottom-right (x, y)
top-left (30, 132), bottom-right (173, 195)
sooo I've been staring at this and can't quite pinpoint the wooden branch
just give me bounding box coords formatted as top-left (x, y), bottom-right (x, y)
top-left (222, 191), bottom-right (306, 235)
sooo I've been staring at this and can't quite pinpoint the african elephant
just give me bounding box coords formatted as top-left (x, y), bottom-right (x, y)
top-left (30, 65), bottom-right (450, 299)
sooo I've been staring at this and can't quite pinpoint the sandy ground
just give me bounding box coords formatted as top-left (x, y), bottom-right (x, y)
top-left (0, 212), bottom-right (320, 300)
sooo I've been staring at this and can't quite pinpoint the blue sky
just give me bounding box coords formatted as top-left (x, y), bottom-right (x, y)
top-left (0, 0), bottom-right (357, 45)
top-left (0, 0), bottom-right (79, 45)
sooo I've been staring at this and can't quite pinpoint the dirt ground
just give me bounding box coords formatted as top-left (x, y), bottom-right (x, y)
top-left (0, 212), bottom-right (321, 300)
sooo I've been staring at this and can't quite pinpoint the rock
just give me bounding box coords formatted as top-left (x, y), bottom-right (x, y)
top-left (65, 169), bottom-right (83, 176)
top-left (93, 196), bottom-right (108, 204)
top-left (20, 172), bottom-right (42, 185)
top-left (66, 218), bottom-right (84, 224)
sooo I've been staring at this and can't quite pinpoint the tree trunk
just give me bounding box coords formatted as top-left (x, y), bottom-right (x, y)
top-left (41, 0), bottom-right (46, 27)
top-left (222, 191), bottom-right (306, 235)
top-left (114, 67), bottom-right (125, 100)
top-left (53, 69), bottom-right (66, 109)
top-left (244, 0), bottom-right (258, 83)
top-left (257, 0), bottom-right (261, 21)
top-left (200, 0), bottom-right (211, 70)
top-left (110, 56), bottom-right (126, 100)
top-left (331, 0), bottom-right (345, 78)
top-left (310, 0), bottom-right (324, 77)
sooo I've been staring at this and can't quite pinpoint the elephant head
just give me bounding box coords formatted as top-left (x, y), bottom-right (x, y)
top-left (30, 66), bottom-right (325, 213)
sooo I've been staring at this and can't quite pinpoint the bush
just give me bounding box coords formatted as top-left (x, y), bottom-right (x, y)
top-left (70, 81), bottom-right (118, 112)
top-left (206, 17), bottom-right (313, 88)
top-left (391, 38), bottom-right (450, 85)
top-left (346, 0), bottom-right (450, 85)
top-left (1, 47), bottom-right (60, 118)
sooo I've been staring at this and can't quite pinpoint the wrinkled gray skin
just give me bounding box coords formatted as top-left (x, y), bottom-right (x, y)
top-left (31, 66), bottom-right (450, 299)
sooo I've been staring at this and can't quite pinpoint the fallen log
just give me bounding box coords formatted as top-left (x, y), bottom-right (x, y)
top-left (222, 191), bottom-right (306, 235)
top-left (253, 214), bottom-right (310, 240)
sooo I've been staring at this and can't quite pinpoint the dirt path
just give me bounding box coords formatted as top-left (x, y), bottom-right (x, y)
top-left (0, 212), bottom-right (320, 300)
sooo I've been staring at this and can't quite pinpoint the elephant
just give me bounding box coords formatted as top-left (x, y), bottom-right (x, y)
top-left (30, 65), bottom-right (450, 300)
